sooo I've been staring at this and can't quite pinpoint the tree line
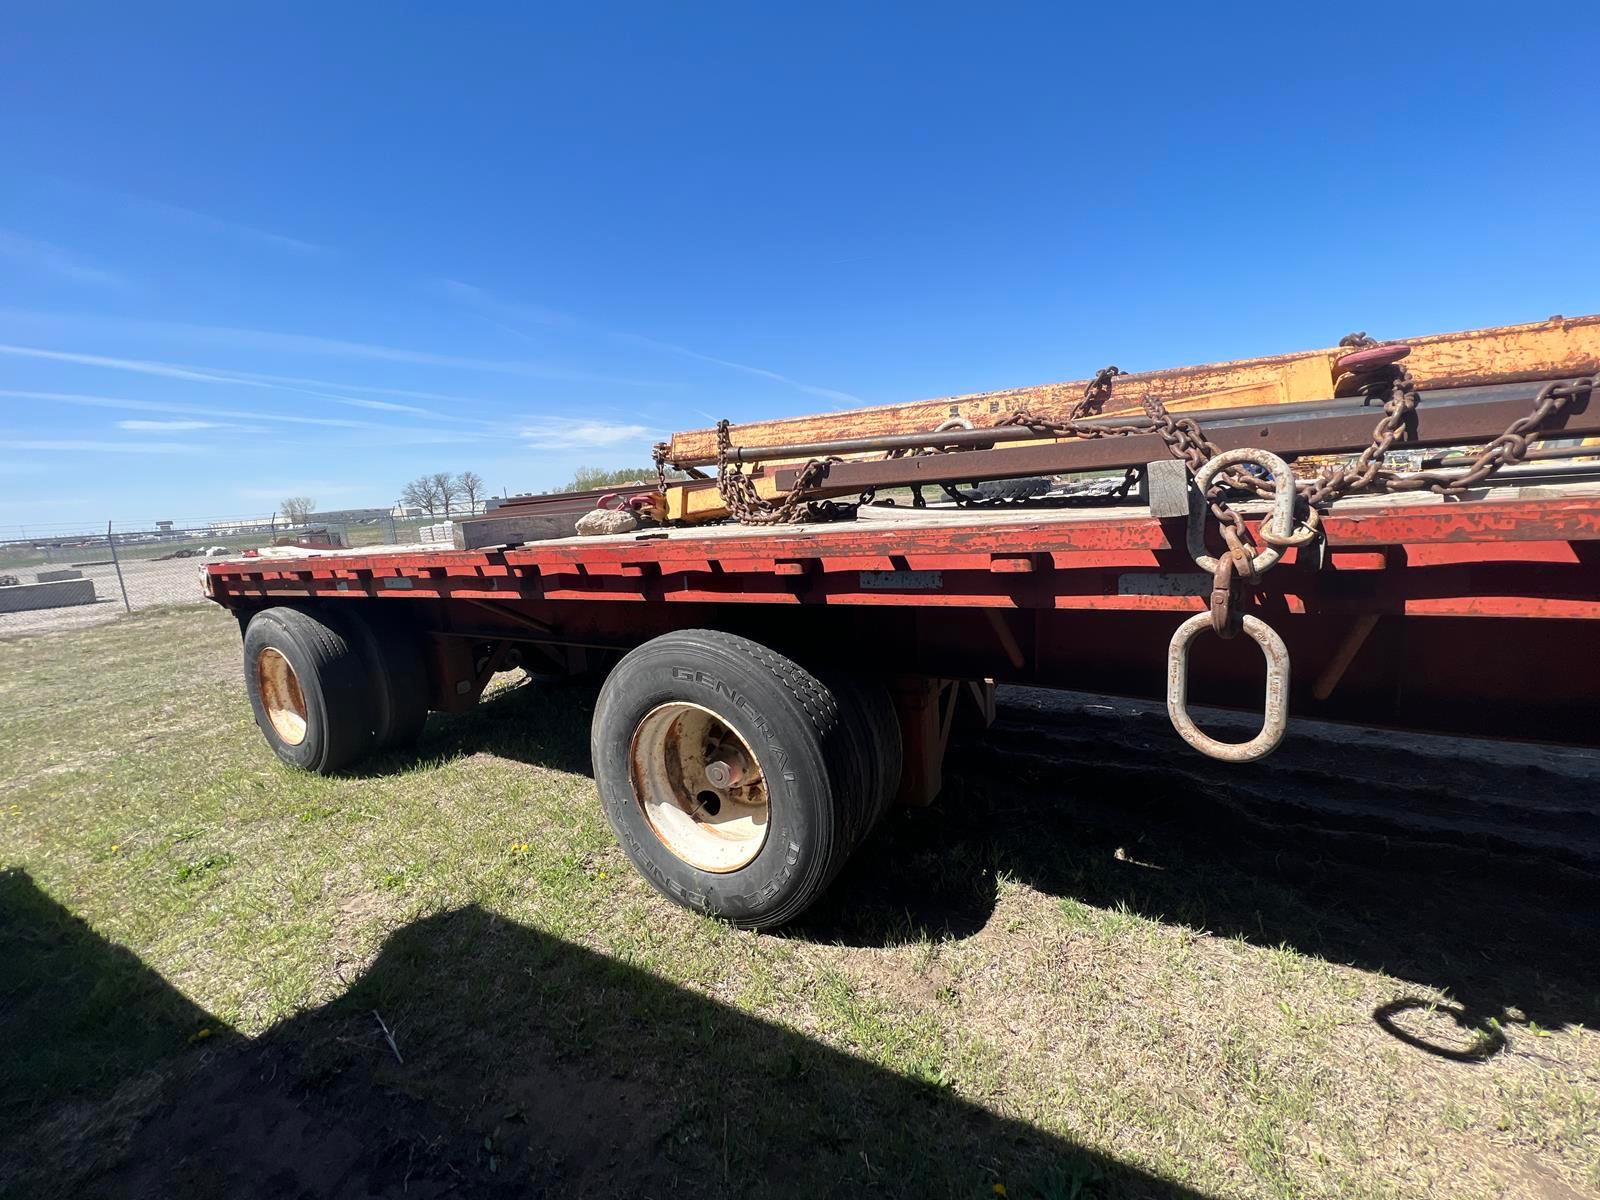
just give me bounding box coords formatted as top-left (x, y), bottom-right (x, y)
top-left (283, 465), bottom-right (683, 530)
top-left (398, 471), bottom-right (486, 519)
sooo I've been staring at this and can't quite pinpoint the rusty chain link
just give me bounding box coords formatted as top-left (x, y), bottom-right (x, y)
top-left (652, 441), bottom-right (672, 493)
top-left (713, 419), bottom-right (842, 525)
top-left (1070, 364), bottom-right (1123, 419)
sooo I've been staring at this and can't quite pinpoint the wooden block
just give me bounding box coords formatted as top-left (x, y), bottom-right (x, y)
top-left (454, 513), bottom-right (577, 549)
top-left (1146, 459), bottom-right (1194, 518)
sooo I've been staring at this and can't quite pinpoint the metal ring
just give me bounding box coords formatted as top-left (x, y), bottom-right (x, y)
top-left (1166, 611), bottom-right (1291, 763)
top-left (1260, 506), bottom-right (1321, 549)
top-left (1187, 448), bottom-right (1298, 574)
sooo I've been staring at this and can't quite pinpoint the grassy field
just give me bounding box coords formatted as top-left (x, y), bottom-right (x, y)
top-left (1, 607), bottom-right (1596, 1199)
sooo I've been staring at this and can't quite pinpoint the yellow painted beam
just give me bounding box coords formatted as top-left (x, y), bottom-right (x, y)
top-left (667, 315), bottom-right (1600, 465)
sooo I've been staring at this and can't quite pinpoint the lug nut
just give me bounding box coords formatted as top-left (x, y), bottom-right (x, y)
top-left (705, 759), bottom-right (743, 789)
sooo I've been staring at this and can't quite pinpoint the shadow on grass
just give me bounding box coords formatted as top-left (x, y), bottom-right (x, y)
top-left (1, 868), bottom-right (1209, 1200)
top-left (341, 672), bottom-right (597, 780)
top-left (343, 674), bottom-right (1599, 1059)
top-left (796, 705), bottom-right (1600, 1059)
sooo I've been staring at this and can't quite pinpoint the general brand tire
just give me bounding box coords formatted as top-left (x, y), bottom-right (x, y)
top-left (332, 608), bottom-right (430, 749)
top-left (590, 629), bottom-right (864, 928)
top-left (243, 606), bottom-right (383, 774)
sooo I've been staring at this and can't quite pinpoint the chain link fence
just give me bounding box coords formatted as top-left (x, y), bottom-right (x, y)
top-left (0, 512), bottom-right (435, 638)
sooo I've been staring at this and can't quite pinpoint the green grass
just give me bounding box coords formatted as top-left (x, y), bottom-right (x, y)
top-left (1, 607), bottom-right (1597, 1199)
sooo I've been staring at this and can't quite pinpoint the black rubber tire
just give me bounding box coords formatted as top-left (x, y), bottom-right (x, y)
top-left (591, 629), bottom-right (865, 928)
top-left (818, 672), bottom-right (900, 845)
top-left (243, 606), bottom-right (383, 774)
top-left (846, 676), bottom-right (903, 832)
top-left (331, 607), bottom-right (430, 749)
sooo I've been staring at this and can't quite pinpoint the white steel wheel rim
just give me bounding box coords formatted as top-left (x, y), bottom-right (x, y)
top-left (256, 646), bottom-right (309, 746)
top-left (628, 702), bottom-right (770, 872)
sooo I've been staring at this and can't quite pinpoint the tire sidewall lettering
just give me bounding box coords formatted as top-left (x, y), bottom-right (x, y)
top-left (668, 666), bottom-right (794, 782)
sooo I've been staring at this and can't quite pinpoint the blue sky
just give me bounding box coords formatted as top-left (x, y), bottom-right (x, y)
top-left (3, 3), bottom-right (1598, 532)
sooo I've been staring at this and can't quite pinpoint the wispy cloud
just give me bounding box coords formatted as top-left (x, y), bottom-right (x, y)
top-left (140, 199), bottom-right (325, 254)
top-left (0, 342), bottom-right (501, 423)
top-left (1, 343), bottom-right (295, 387)
top-left (10, 439), bottom-right (208, 454)
top-left (519, 418), bottom-right (657, 450)
top-left (439, 279), bottom-right (573, 328)
top-left (443, 279), bottom-right (862, 405)
top-left (116, 418), bottom-right (267, 433)
top-left (613, 330), bottom-right (862, 406)
top-left (37, 175), bottom-right (327, 254)
top-left (0, 388), bottom-right (373, 429)
top-left (0, 316), bottom-right (672, 390)
top-left (0, 230), bottom-right (127, 290)
top-left (234, 482), bottom-right (367, 501)
top-left (334, 397), bottom-right (436, 416)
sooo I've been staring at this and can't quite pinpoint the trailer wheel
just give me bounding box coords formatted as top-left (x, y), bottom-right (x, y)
top-left (338, 609), bottom-right (430, 749)
top-left (850, 677), bottom-right (902, 829)
top-left (822, 673), bottom-right (902, 839)
top-left (591, 630), bottom-right (867, 928)
top-left (243, 607), bottom-right (382, 774)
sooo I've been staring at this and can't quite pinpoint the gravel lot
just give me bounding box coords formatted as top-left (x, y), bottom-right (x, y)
top-left (0, 556), bottom-right (210, 639)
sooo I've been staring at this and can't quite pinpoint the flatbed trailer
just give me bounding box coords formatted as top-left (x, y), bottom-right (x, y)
top-left (205, 469), bottom-right (1600, 926)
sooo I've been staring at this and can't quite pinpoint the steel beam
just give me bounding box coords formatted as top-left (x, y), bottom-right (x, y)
top-left (771, 384), bottom-right (1599, 491)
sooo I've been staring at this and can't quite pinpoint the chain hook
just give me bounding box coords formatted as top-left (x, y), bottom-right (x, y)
top-left (1209, 555), bottom-right (1241, 639)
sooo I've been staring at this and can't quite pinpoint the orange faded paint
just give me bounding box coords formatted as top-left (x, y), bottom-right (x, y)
top-left (667, 315), bottom-right (1600, 464)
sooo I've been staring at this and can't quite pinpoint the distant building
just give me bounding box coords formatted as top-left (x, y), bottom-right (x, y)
top-left (208, 517), bottom-right (276, 536)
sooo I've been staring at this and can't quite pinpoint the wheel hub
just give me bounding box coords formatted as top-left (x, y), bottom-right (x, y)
top-left (627, 702), bottom-right (769, 872)
top-left (256, 646), bottom-right (309, 746)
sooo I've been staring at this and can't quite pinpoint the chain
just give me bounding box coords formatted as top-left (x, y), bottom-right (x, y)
top-left (1301, 340), bottom-right (1422, 506)
top-left (1391, 377), bottom-right (1593, 494)
top-left (651, 442), bottom-right (671, 493)
top-left (704, 347), bottom-right (1593, 530)
top-left (714, 419), bottom-right (840, 525)
top-left (1070, 365), bottom-right (1123, 419)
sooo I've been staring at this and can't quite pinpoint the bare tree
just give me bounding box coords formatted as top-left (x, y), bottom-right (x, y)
top-left (455, 470), bottom-right (485, 516)
top-left (429, 471), bottom-right (462, 518)
top-left (281, 496), bottom-right (316, 525)
top-left (400, 476), bottom-right (443, 519)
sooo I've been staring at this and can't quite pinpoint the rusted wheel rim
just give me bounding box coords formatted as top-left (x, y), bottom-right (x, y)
top-left (256, 646), bottom-right (309, 746)
top-left (628, 702), bottom-right (769, 872)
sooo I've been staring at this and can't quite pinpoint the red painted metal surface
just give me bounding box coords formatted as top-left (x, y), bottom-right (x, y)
top-left (202, 493), bottom-right (1600, 746)
top-left (205, 496), bottom-right (1600, 622)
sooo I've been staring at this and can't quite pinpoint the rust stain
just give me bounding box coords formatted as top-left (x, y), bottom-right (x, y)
top-left (668, 315), bottom-right (1600, 463)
